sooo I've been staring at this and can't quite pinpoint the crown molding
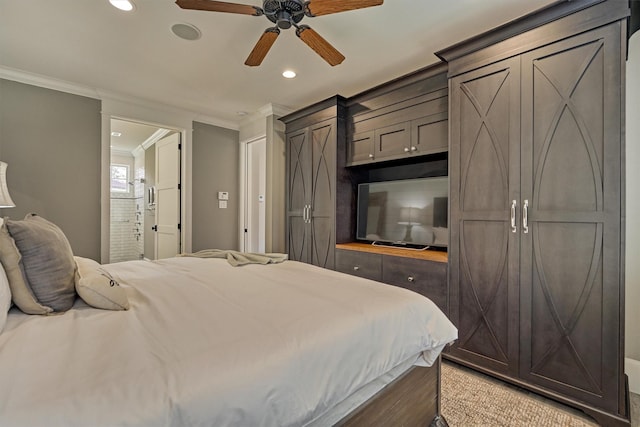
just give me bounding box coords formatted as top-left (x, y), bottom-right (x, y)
top-left (257, 103), bottom-right (294, 118)
top-left (142, 128), bottom-right (172, 150)
top-left (0, 66), bottom-right (239, 131)
top-left (0, 66), bottom-right (100, 99)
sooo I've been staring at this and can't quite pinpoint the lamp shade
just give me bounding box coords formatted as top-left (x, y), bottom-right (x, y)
top-left (0, 162), bottom-right (16, 208)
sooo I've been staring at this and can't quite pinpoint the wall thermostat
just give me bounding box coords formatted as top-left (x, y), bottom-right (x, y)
top-left (217, 191), bottom-right (229, 200)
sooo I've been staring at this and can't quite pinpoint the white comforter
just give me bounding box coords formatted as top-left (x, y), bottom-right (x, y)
top-left (0, 257), bottom-right (457, 427)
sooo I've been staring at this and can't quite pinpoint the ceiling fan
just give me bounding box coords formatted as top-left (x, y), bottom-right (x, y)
top-left (175, 0), bottom-right (384, 66)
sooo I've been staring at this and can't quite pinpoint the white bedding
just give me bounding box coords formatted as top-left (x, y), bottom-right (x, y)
top-left (0, 257), bottom-right (457, 427)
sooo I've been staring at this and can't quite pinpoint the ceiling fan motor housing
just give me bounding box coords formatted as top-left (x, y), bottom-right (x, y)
top-left (264, 0), bottom-right (305, 29)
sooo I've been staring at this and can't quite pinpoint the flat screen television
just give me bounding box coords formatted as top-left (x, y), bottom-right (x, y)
top-left (356, 176), bottom-right (448, 250)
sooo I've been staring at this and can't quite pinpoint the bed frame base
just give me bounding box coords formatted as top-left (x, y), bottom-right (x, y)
top-left (337, 357), bottom-right (446, 427)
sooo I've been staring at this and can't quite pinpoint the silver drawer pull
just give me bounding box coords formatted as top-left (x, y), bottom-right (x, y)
top-left (511, 200), bottom-right (517, 233)
top-left (407, 276), bottom-right (414, 282)
top-left (523, 199), bottom-right (529, 234)
top-left (410, 146), bottom-right (417, 152)
top-left (353, 266), bottom-right (360, 271)
top-left (404, 147), bottom-right (410, 153)
top-left (368, 153), bottom-right (374, 158)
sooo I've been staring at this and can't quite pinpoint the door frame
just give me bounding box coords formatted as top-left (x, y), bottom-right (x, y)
top-left (238, 135), bottom-right (267, 252)
top-left (100, 99), bottom-right (193, 264)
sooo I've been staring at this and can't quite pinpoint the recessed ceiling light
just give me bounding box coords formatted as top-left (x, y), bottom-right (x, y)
top-left (111, 132), bottom-right (122, 137)
top-left (109, 0), bottom-right (135, 11)
top-left (236, 111), bottom-right (248, 116)
top-left (282, 70), bottom-right (297, 79)
top-left (171, 23), bottom-right (202, 41)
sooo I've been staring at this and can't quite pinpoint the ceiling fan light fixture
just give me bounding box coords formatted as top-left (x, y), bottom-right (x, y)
top-left (109, 0), bottom-right (135, 12)
top-left (282, 70), bottom-right (297, 78)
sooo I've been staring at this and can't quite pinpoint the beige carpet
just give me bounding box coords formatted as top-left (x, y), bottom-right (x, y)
top-left (440, 362), bottom-right (598, 427)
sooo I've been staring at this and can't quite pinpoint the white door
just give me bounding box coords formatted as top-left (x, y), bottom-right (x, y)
top-left (245, 138), bottom-right (266, 253)
top-left (155, 133), bottom-right (181, 259)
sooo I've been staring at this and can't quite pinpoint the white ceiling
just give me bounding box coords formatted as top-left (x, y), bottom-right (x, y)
top-left (0, 0), bottom-right (557, 128)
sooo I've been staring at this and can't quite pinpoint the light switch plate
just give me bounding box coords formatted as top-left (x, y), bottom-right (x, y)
top-left (219, 200), bottom-right (227, 209)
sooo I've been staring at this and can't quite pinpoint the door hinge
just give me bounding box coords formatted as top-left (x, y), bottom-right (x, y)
top-left (177, 223), bottom-right (181, 230)
top-left (178, 183), bottom-right (181, 190)
top-left (178, 143), bottom-right (182, 150)
top-left (244, 228), bottom-right (248, 233)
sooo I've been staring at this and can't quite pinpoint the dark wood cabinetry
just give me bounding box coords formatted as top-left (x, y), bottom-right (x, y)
top-left (282, 2), bottom-right (630, 425)
top-left (336, 243), bottom-right (448, 314)
top-left (347, 65), bottom-right (449, 166)
top-left (281, 96), bottom-right (350, 270)
top-left (440, 1), bottom-right (629, 424)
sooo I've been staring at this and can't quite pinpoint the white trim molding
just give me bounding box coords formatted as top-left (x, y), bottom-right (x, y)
top-left (626, 357), bottom-right (640, 394)
top-left (0, 65), bottom-right (238, 130)
top-left (0, 65), bottom-right (100, 99)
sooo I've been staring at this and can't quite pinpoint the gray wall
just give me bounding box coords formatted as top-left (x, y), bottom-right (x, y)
top-left (192, 121), bottom-right (239, 251)
top-left (0, 79), bottom-right (101, 260)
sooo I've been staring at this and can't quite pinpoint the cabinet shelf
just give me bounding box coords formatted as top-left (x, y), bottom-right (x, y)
top-left (336, 242), bottom-right (447, 263)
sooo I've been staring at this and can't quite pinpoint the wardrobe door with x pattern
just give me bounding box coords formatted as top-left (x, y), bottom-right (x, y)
top-left (448, 56), bottom-right (521, 377)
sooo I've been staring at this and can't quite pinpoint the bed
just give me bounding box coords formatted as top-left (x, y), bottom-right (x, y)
top-left (0, 217), bottom-right (457, 426)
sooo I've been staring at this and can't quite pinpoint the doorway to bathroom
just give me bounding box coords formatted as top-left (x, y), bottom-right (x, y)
top-left (109, 118), bottom-right (181, 262)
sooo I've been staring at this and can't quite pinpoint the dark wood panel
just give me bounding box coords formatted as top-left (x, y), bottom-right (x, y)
top-left (412, 112), bottom-right (448, 156)
top-left (382, 256), bottom-right (448, 314)
top-left (519, 24), bottom-right (623, 413)
top-left (286, 128), bottom-right (311, 262)
top-left (448, 56), bottom-right (521, 377)
top-left (348, 131), bottom-right (374, 165)
top-left (375, 122), bottom-right (410, 160)
top-left (335, 248), bottom-right (383, 281)
top-left (337, 362), bottom-right (441, 427)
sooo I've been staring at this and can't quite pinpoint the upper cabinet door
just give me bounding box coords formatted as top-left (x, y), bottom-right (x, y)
top-left (519, 22), bottom-right (623, 412)
top-left (448, 56), bottom-right (521, 377)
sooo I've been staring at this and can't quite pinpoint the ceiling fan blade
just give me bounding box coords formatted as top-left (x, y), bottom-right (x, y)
top-left (296, 25), bottom-right (345, 66)
top-left (305, 0), bottom-right (383, 17)
top-left (176, 0), bottom-right (262, 16)
top-left (245, 28), bottom-right (280, 66)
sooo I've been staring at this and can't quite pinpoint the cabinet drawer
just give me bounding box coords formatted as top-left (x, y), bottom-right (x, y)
top-left (335, 249), bottom-right (382, 281)
top-left (382, 256), bottom-right (447, 314)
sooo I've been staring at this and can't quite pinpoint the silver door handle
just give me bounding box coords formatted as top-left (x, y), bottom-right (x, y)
top-left (523, 199), bottom-right (529, 234)
top-left (307, 205), bottom-right (312, 223)
top-left (303, 205), bottom-right (308, 222)
top-left (510, 200), bottom-right (517, 233)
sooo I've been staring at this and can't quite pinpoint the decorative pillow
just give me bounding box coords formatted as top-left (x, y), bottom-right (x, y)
top-left (4, 214), bottom-right (76, 313)
top-left (432, 227), bottom-right (449, 247)
top-left (0, 259), bottom-right (11, 334)
top-left (0, 218), bottom-right (52, 314)
top-left (75, 256), bottom-right (129, 311)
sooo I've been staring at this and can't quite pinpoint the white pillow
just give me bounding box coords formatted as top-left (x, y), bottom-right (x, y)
top-left (0, 259), bottom-right (10, 334)
top-left (75, 256), bottom-right (129, 311)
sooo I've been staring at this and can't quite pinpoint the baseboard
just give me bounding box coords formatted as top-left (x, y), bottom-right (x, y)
top-left (625, 357), bottom-right (640, 394)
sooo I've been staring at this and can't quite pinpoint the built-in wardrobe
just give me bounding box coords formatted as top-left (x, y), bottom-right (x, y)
top-left (281, 0), bottom-right (630, 425)
top-left (437, 1), bottom-right (629, 425)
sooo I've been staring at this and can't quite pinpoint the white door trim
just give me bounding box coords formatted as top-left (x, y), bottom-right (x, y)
top-left (101, 99), bottom-right (193, 263)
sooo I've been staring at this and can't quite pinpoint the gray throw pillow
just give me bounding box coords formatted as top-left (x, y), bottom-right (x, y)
top-left (5, 214), bottom-right (76, 313)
